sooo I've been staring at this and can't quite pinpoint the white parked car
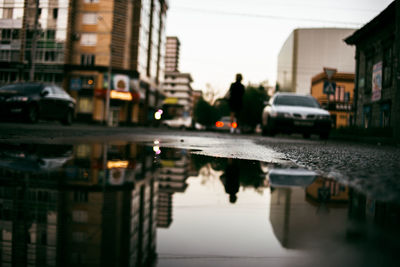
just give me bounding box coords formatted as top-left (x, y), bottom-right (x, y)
top-left (261, 93), bottom-right (331, 139)
top-left (162, 116), bottom-right (207, 130)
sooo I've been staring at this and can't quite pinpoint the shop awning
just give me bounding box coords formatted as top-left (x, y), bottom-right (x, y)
top-left (163, 97), bottom-right (179, 104)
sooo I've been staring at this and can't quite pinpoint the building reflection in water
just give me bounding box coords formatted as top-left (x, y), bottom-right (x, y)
top-left (157, 148), bottom-right (193, 228)
top-left (0, 143), bottom-right (159, 267)
top-left (267, 167), bottom-right (400, 266)
top-left (1, 144), bottom-right (399, 266)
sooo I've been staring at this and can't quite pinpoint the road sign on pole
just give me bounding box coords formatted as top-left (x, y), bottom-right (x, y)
top-left (324, 68), bottom-right (337, 80)
top-left (323, 81), bottom-right (336, 95)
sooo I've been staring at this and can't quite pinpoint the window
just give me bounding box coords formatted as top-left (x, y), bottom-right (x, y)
top-left (80, 33), bottom-right (97, 46)
top-left (72, 232), bottom-right (88, 243)
top-left (81, 54), bottom-right (95, 66)
top-left (1, 29), bottom-right (11, 40)
top-left (2, 8), bottom-right (13, 19)
top-left (47, 30), bottom-right (55, 39)
top-left (12, 29), bottom-right (19, 40)
top-left (74, 191), bottom-right (89, 202)
top-left (381, 103), bottom-right (391, 128)
top-left (329, 85), bottom-right (345, 102)
top-left (81, 76), bottom-right (95, 89)
top-left (0, 50), bottom-right (10, 61)
top-left (82, 13), bottom-right (97, 25)
top-left (45, 51), bottom-right (56, 62)
top-left (383, 46), bottom-right (393, 87)
top-left (365, 56), bottom-right (373, 94)
top-left (53, 8), bottom-right (58, 19)
top-left (72, 210), bottom-right (88, 223)
top-left (78, 97), bottom-right (93, 113)
top-left (363, 105), bottom-right (372, 129)
top-left (76, 144), bottom-right (91, 159)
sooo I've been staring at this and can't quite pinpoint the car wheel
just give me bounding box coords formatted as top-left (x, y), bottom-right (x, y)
top-left (319, 132), bottom-right (329, 140)
top-left (27, 106), bottom-right (39, 123)
top-left (262, 117), bottom-right (275, 136)
top-left (61, 109), bottom-right (73, 125)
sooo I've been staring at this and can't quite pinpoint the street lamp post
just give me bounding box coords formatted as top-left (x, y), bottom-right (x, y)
top-left (105, 43), bottom-right (112, 126)
top-left (29, 0), bottom-right (40, 81)
top-left (98, 16), bottom-right (112, 126)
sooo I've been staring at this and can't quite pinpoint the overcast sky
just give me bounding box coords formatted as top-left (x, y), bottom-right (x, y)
top-left (165, 0), bottom-right (393, 98)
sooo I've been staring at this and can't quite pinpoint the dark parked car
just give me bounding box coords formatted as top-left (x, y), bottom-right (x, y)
top-left (0, 82), bottom-right (76, 125)
top-left (261, 93), bottom-right (331, 139)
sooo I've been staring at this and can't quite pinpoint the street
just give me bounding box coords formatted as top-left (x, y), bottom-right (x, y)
top-left (1, 122), bottom-right (399, 202)
top-left (0, 122), bottom-right (399, 266)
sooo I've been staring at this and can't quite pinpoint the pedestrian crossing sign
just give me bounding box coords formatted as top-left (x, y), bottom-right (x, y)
top-left (323, 81), bottom-right (336, 95)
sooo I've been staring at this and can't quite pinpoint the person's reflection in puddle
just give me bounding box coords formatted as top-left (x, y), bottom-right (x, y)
top-left (220, 158), bottom-right (240, 203)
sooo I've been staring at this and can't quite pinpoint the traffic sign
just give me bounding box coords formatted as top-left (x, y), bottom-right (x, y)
top-left (323, 81), bottom-right (336, 95)
top-left (324, 68), bottom-right (337, 80)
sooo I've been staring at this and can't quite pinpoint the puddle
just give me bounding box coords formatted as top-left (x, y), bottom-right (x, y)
top-left (0, 142), bottom-right (399, 267)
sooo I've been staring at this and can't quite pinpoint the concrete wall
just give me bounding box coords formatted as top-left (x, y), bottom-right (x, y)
top-left (277, 28), bottom-right (356, 95)
top-left (296, 28), bottom-right (356, 94)
top-left (277, 31), bottom-right (295, 92)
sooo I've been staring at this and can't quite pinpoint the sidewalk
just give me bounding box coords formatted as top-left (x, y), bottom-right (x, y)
top-left (329, 129), bottom-right (398, 146)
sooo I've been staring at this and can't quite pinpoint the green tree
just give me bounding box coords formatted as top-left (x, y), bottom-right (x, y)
top-left (239, 85), bottom-right (269, 131)
top-left (214, 98), bottom-right (230, 118)
top-left (193, 97), bottom-right (219, 127)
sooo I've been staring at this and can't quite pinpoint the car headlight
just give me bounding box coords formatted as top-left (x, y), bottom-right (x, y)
top-left (6, 96), bottom-right (29, 102)
top-left (270, 111), bottom-right (291, 118)
top-left (280, 112), bottom-right (291, 118)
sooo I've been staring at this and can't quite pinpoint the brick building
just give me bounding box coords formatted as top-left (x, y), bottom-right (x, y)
top-left (345, 1), bottom-right (400, 140)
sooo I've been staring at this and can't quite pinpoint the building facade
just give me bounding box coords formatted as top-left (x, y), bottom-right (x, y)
top-left (345, 1), bottom-right (400, 139)
top-left (165, 36), bottom-right (179, 72)
top-left (277, 28), bottom-right (356, 95)
top-left (66, 0), bottom-right (168, 125)
top-left (0, 0), bottom-right (169, 126)
top-left (163, 71), bottom-right (193, 118)
top-left (157, 148), bottom-right (191, 228)
top-left (0, 0), bottom-right (68, 84)
top-left (311, 69), bottom-right (355, 128)
top-left (161, 36), bottom-right (194, 119)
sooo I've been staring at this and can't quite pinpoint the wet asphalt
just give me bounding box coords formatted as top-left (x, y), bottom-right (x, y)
top-left (1, 122), bottom-right (400, 203)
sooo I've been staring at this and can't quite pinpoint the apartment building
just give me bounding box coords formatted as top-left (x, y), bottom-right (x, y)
top-left (0, 0), bottom-right (68, 84)
top-left (163, 71), bottom-right (193, 118)
top-left (0, 0), bottom-right (169, 125)
top-left (165, 36), bottom-right (179, 72)
top-left (66, 0), bottom-right (168, 125)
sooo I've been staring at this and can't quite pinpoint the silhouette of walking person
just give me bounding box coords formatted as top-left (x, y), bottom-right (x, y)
top-left (228, 73), bottom-right (245, 133)
top-left (221, 158), bottom-right (240, 203)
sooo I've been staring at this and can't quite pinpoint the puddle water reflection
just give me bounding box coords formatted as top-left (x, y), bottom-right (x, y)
top-left (0, 142), bottom-right (398, 267)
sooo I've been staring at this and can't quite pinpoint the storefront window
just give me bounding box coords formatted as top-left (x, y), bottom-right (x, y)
top-left (381, 103), bottom-right (391, 128)
top-left (363, 105), bottom-right (372, 128)
top-left (78, 97), bottom-right (93, 114)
